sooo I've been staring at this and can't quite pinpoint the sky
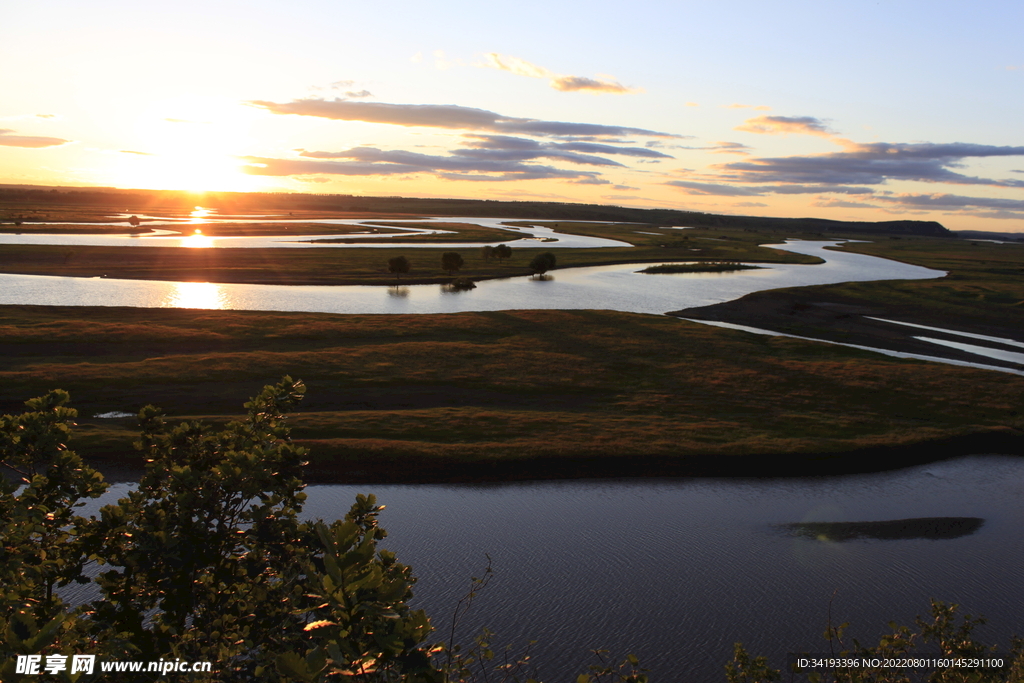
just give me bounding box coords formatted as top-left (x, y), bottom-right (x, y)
top-left (2, 0), bottom-right (1023, 232)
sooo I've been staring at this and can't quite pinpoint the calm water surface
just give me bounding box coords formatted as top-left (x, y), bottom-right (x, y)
top-left (87, 456), bottom-right (1024, 680)
top-left (0, 240), bottom-right (940, 315)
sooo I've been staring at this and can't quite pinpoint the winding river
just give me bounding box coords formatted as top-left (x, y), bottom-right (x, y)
top-left (12, 216), bottom-right (1024, 678)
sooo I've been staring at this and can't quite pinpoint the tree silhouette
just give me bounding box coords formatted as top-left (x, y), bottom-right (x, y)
top-left (441, 251), bottom-right (464, 276)
top-left (388, 255), bottom-right (410, 281)
top-left (529, 252), bottom-right (556, 275)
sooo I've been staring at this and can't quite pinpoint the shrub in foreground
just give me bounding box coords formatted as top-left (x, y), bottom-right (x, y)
top-left (0, 381), bottom-right (649, 682)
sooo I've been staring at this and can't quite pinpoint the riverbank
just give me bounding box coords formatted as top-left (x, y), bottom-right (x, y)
top-left (673, 238), bottom-right (1024, 370)
top-left (2, 305), bottom-right (1020, 484)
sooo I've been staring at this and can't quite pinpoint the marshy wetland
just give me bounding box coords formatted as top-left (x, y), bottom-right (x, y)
top-left (2, 204), bottom-right (1023, 679)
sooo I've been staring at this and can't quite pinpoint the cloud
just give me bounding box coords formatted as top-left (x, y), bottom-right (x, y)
top-left (666, 179), bottom-right (875, 196)
top-left (323, 80), bottom-right (373, 98)
top-left (813, 198), bottom-right (882, 210)
top-left (550, 75), bottom-right (634, 94)
top-left (301, 142), bottom-right (625, 168)
top-left (241, 145), bottom-right (605, 183)
top-left (735, 115), bottom-right (837, 137)
top-left (811, 192), bottom-right (1024, 220)
top-left (712, 141), bottom-right (1024, 188)
top-left (36, 114), bottom-right (57, 119)
top-left (247, 98), bottom-right (676, 138)
top-left (433, 50), bottom-right (464, 70)
top-left (665, 180), bottom-right (764, 196)
top-left (676, 141), bottom-right (752, 155)
top-left (876, 193), bottom-right (1024, 211)
top-left (0, 129), bottom-right (71, 148)
top-left (483, 53), bottom-right (639, 94)
top-left (463, 136), bottom-right (672, 160)
top-left (483, 53), bottom-right (552, 79)
top-left (734, 202), bottom-right (768, 207)
top-left (120, 150), bottom-right (153, 155)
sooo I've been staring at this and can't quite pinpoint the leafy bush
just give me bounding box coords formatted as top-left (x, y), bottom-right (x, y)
top-left (0, 381), bottom-right (648, 682)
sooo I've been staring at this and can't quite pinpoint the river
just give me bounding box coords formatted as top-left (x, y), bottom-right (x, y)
top-left (81, 455), bottom-right (1024, 680)
top-left (11, 217), bottom-right (1024, 678)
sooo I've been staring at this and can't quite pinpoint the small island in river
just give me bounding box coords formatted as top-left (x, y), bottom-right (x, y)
top-left (638, 262), bottom-right (763, 274)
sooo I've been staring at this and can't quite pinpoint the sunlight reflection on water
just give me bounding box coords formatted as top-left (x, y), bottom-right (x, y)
top-left (163, 281), bottom-right (226, 309)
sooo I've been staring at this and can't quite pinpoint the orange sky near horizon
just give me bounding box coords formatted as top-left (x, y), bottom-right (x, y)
top-left (2, 1), bottom-right (1023, 232)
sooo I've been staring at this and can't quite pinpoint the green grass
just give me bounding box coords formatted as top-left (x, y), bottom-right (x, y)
top-left (818, 238), bottom-right (1024, 330)
top-left (1, 305), bottom-right (1019, 481)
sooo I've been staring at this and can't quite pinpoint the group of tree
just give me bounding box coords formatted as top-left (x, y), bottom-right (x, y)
top-left (387, 247), bottom-right (554, 283)
top-left (480, 244), bottom-right (512, 263)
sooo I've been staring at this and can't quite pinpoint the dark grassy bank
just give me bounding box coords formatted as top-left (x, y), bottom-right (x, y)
top-left (674, 237), bottom-right (1024, 364)
top-left (1, 305), bottom-right (1020, 482)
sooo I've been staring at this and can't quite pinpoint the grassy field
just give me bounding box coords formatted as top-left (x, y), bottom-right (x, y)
top-left (1, 304), bottom-right (1019, 482)
top-left (676, 236), bottom-right (1024, 343)
top-left (827, 237), bottom-right (1024, 327)
top-left (2, 214), bottom-right (1020, 482)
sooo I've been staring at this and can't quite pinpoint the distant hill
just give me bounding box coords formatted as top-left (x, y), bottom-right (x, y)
top-left (0, 184), bottom-right (952, 237)
top-left (955, 230), bottom-right (1024, 242)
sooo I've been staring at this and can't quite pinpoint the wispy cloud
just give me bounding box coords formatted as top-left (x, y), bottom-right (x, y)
top-left (713, 141), bottom-right (1024, 188)
top-left (666, 179), bottom-right (874, 196)
top-left (675, 141), bottom-right (752, 155)
top-left (812, 198), bottom-right (880, 210)
top-left (0, 129), bottom-right (71, 148)
top-left (735, 115), bottom-right (837, 137)
top-left (876, 193), bottom-right (1024, 212)
top-left (460, 136), bottom-right (672, 161)
top-left (482, 53), bottom-right (639, 94)
top-left (329, 80), bottom-right (373, 98)
top-left (247, 98), bottom-right (676, 138)
top-left (665, 180), bottom-right (764, 196)
top-left (241, 144), bottom-right (607, 183)
top-left (119, 150), bottom-right (153, 156)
